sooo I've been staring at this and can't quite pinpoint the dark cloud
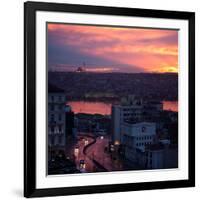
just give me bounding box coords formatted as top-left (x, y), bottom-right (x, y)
top-left (48, 30), bottom-right (143, 73)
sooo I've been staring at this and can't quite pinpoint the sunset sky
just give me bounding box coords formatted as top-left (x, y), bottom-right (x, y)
top-left (48, 23), bottom-right (178, 73)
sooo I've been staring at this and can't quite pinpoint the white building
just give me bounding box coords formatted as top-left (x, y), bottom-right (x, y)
top-left (121, 122), bottom-right (156, 162)
top-left (111, 95), bottom-right (143, 144)
top-left (48, 83), bottom-right (66, 149)
top-left (111, 95), bottom-right (162, 145)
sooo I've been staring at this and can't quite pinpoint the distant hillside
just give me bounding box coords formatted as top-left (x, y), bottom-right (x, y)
top-left (48, 71), bottom-right (178, 101)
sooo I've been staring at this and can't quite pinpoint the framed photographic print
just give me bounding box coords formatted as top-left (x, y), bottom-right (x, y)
top-left (24, 1), bottom-right (195, 198)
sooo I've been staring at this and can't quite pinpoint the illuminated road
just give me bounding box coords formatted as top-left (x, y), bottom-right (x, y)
top-left (74, 133), bottom-right (124, 173)
top-left (85, 136), bottom-right (124, 171)
top-left (74, 135), bottom-right (96, 172)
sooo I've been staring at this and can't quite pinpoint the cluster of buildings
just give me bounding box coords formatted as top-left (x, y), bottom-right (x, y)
top-left (47, 83), bottom-right (178, 171)
top-left (111, 95), bottom-right (178, 169)
top-left (48, 83), bottom-right (76, 161)
top-left (75, 113), bottom-right (110, 136)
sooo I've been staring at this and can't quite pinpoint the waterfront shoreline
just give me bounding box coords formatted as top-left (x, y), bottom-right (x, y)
top-left (67, 100), bottom-right (178, 115)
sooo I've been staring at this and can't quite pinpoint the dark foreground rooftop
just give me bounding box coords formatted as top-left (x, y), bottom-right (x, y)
top-left (48, 82), bottom-right (65, 93)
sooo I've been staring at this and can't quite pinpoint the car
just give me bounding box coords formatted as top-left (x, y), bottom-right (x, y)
top-left (80, 159), bottom-right (85, 164)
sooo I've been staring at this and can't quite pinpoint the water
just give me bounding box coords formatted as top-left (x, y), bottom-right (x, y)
top-left (163, 101), bottom-right (178, 112)
top-left (67, 100), bottom-right (178, 115)
top-left (67, 101), bottom-right (111, 115)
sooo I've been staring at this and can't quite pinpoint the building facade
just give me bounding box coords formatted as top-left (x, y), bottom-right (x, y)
top-left (111, 95), bottom-right (162, 145)
top-left (145, 143), bottom-right (178, 169)
top-left (65, 105), bottom-right (77, 139)
top-left (110, 95), bottom-right (178, 169)
top-left (48, 84), bottom-right (66, 150)
top-left (121, 122), bottom-right (156, 162)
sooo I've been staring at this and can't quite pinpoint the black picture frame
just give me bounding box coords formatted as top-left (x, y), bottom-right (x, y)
top-left (24, 1), bottom-right (195, 198)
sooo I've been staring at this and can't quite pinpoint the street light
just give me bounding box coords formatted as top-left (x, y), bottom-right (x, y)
top-left (84, 139), bottom-right (89, 146)
top-left (114, 140), bottom-right (120, 145)
top-left (110, 144), bottom-right (114, 152)
top-left (74, 146), bottom-right (79, 157)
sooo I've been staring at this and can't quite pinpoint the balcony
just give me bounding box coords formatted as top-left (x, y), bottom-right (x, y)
top-left (48, 131), bottom-right (64, 135)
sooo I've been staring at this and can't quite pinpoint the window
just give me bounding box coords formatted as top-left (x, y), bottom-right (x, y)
top-left (58, 125), bottom-right (62, 132)
top-left (58, 114), bottom-right (62, 121)
top-left (50, 114), bottom-right (54, 121)
top-left (51, 136), bottom-right (55, 145)
top-left (51, 96), bottom-right (54, 102)
top-left (150, 159), bottom-right (152, 167)
top-left (58, 135), bottom-right (62, 144)
top-left (50, 104), bottom-right (54, 111)
top-left (50, 126), bottom-right (54, 133)
top-left (59, 105), bottom-right (62, 110)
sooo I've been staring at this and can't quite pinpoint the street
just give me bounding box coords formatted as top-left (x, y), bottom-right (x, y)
top-left (73, 133), bottom-right (125, 173)
top-left (74, 135), bottom-right (96, 172)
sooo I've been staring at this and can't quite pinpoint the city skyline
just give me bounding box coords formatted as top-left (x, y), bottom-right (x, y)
top-left (48, 23), bottom-right (178, 73)
top-left (48, 23), bottom-right (179, 174)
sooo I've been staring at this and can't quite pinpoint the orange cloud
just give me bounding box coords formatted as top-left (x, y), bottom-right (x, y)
top-left (48, 23), bottom-right (178, 73)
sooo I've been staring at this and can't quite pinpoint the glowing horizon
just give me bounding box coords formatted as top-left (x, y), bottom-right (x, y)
top-left (48, 23), bottom-right (178, 73)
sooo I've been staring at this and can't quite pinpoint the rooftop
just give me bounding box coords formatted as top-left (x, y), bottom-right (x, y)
top-left (146, 143), bottom-right (178, 151)
top-left (147, 144), bottom-right (164, 151)
top-left (48, 83), bottom-right (65, 93)
top-left (124, 121), bottom-right (155, 127)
